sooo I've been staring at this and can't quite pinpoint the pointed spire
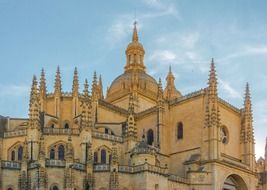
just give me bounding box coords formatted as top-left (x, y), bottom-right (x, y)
top-left (208, 58), bottom-right (218, 99)
top-left (243, 82), bottom-right (254, 143)
top-left (54, 66), bottom-right (62, 96)
top-left (98, 75), bottom-right (104, 99)
top-left (72, 67), bottom-right (79, 97)
top-left (91, 71), bottom-right (98, 100)
top-left (157, 78), bottom-right (163, 101)
top-left (39, 68), bottom-right (46, 98)
top-left (81, 79), bottom-right (92, 128)
top-left (29, 75), bottom-right (40, 128)
top-left (164, 65), bottom-right (181, 100)
top-left (132, 21), bottom-right (139, 42)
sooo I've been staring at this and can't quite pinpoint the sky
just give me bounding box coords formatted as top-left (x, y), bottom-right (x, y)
top-left (0, 0), bottom-right (267, 158)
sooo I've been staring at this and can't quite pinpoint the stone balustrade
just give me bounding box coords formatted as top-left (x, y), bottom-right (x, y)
top-left (72, 162), bottom-right (86, 171)
top-left (4, 129), bottom-right (27, 138)
top-left (168, 174), bottom-right (190, 184)
top-left (93, 164), bottom-right (110, 172)
top-left (119, 163), bottom-right (168, 176)
top-left (92, 131), bottom-right (123, 143)
top-left (1, 160), bottom-right (21, 170)
top-left (43, 128), bottom-right (80, 136)
top-left (45, 159), bottom-right (66, 167)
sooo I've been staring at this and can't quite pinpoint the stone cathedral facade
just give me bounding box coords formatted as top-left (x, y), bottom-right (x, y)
top-left (0, 24), bottom-right (260, 190)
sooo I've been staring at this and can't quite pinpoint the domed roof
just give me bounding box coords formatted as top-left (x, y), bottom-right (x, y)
top-left (106, 22), bottom-right (160, 102)
top-left (106, 71), bottom-right (159, 100)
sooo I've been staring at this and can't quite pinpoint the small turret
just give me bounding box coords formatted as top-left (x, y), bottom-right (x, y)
top-left (164, 66), bottom-right (181, 100)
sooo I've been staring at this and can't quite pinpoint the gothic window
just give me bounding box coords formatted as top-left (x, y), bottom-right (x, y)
top-left (101, 149), bottom-right (106, 164)
top-left (58, 145), bottom-right (65, 160)
top-left (177, 122), bottom-right (183, 140)
top-left (18, 146), bottom-right (23, 161)
top-left (105, 128), bottom-right (108, 134)
top-left (11, 150), bottom-right (15, 161)
top-left (221, 126), bottom-right (229, 144)
top-left (50, 149), bottom-right (55, 159)
top-left (147, 129), bottom-right (154, 145)
top-left (94, 152), bottom-right (98, 163)
top-left (52, 186), bottom-right (59, 190)
top-left (64, 123), bottom-right (69, 129)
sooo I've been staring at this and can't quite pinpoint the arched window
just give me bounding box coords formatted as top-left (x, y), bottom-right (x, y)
top-left (50, 149), bottom-right (55, 159)
top-left (94, 152), bottom-right (98, 163)
top-left (52, 186), bottom-right (59, 190)
top-left (177, 122), bottom-right (183, 140)
top-left (51, 124), bottom-right (55, 128)
top-left (147, 129), bottom-right (154, 145)
top-left (18, 146), bottom-right (23, 161)
top-left (8, 188), bottom-right (13, 190)
top-left (58, 145), bottom-right (65, 160)
top-left (64, 123), bottom-right (69, 129)
top-left (101, 149), bottom-right (106, 164)
top-left (11, 150), bottom-right (15, 161)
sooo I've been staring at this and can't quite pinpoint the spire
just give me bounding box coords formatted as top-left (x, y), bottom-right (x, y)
top-left (124, 22), bottom-right (145, 72)
top-left (243, 83), bottom-right (254, 143)
top-left (54, 66), bottom-right (62, 96)
top-left (98, 75), bottom-right (104, 99)
top-left (39, 68), bottom-right (46, 98)
top-left (164, 66), bottom-right (181, 100)
top-left (81, 79), bottom-right (92, 128)
top-left (157, 78), bottom-right (163, 101)
top-left (208, 58), bottom-right (218, 99)
top-left (72, 67), bottom-right (79, 97)
top-left (29, 75), bottom-right (40, 128)
top-left (92, 71), bottom-right (98, 100)
top-left (132, 21), bottom-right (139, 42)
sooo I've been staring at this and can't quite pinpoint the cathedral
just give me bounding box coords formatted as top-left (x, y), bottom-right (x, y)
top-left (0, 23), bottom-right (261, 190)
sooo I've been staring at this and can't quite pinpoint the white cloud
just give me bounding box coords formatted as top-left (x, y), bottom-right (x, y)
top-left (0, 84), bottom-right (29, 97)
top-left (149, 50), bottom-right (176, 63)
top-left (218, 78), bottom-right (242, 99)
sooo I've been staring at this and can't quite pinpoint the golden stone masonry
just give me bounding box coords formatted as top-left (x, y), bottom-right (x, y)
top-left (0, 23), bottom-right (265, 190)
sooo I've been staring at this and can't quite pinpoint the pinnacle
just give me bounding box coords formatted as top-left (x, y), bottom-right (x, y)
top-left (132, 21), bottom-right (139, 42)
top-left (83, 79), bottom-right (89, 97)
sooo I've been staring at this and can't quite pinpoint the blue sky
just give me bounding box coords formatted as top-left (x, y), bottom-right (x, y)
top-left (0, 0), bottom-right (267, 158)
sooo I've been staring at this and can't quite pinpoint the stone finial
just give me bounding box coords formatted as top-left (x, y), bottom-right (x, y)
top-left (81, 79), bottom-right (92, 128)
top-left (98, 75), bottom-right (104, 99)
top-left (208, 58), bottom-right (218, 98)
top-left (39, 68), bottom-right (46, 98)
top-left (72, 67), bottom-right (79, 97)
top-left (29, 75), bottom-right (40, 128)
top-left (132, 21), bottom-right (139, 42)
top-left (54, 66), bottom-right (62, 96)
top-left (243, 83), bottom-right (254, 143)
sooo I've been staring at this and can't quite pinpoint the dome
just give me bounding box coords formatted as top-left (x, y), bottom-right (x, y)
top-left (106, 71), bottom-right (159, 101)
top-left (106, 22), bottom-right (160, 102)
